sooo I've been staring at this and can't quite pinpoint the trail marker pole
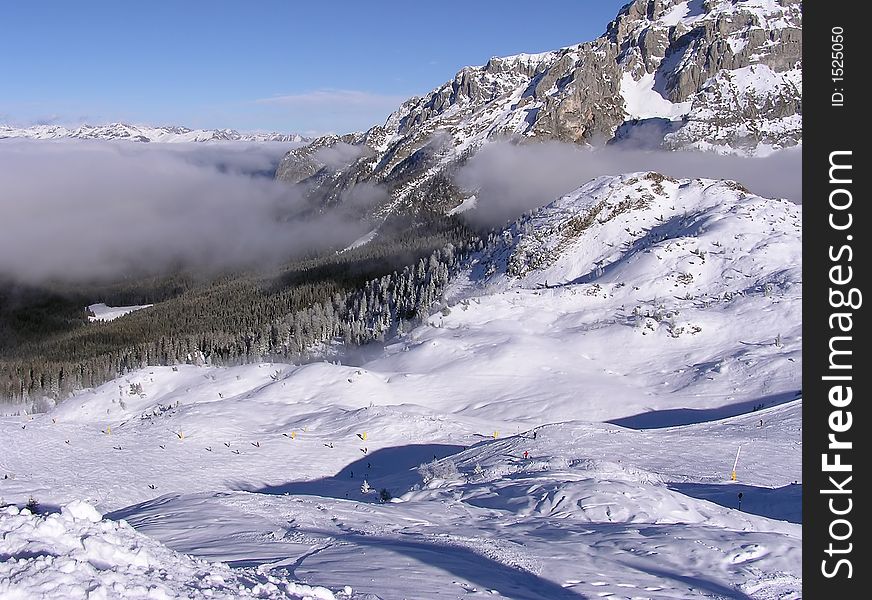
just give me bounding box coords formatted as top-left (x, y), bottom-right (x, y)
top-left (731, 445), bottom-right (741, 481)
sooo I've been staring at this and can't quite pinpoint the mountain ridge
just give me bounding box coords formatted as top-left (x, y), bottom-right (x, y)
top-left (0, 122), bottom-right (308, 144)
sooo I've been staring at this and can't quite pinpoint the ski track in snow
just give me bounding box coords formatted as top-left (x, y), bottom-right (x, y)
top-left (1, 174), bottom-right (801, 599)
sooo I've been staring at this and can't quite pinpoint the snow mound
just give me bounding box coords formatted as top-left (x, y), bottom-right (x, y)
top-left (0, 502), bottom-right (338, 599)
top-left (398, 410), bottom-right (801, 531)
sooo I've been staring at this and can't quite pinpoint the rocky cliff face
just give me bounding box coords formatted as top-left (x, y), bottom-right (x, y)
top-left (277, 0), bottom-right (801, 219)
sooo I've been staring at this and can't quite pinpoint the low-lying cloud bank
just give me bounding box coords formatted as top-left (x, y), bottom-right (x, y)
top-left (455, 142), bottom-right (801, 227)
top-left (0, 139), bottom-right (366, 284)
top-left (1, 137), bottom-right (801, 285)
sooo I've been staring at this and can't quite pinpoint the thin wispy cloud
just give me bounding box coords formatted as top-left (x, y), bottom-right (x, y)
top-left (455, 141), bottom-right (802, 227)
top-left (254, 89), bottom-right (409, 134)
top-left (256, 89), bottom-right (409, 109)
top-left (30, 115), bottom-right (64, 126)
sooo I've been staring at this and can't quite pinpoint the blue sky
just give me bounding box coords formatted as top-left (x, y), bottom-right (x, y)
top-left (1, 1), bottom-right (629, 134)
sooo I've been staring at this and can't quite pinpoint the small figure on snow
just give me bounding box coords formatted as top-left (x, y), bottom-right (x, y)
top-left (523, 450), bottom-right (529, 459)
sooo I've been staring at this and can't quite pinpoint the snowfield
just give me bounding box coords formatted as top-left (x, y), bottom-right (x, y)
top-left (1, 174), bottom-right (801, 599)
top-left (87, 303), bottom-right (154, 323)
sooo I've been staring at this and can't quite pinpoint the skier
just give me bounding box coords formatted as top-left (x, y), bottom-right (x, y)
top-left (523, 450), bottom-right (529, 459)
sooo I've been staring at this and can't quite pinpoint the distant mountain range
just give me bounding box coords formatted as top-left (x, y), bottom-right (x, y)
top-left (0, 122), bottom-right (308, 144)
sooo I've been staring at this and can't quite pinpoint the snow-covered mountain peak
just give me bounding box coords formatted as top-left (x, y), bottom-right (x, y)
top-left (461, 172), bottom-right (801, 303)
top-left (482, 48), bottom-right (566, 73)
top-left (277, 0), bottom-right (801, 220)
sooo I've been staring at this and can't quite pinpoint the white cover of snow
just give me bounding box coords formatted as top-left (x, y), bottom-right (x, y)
top-left (1, 175), bottom-right (801, 599)
top-left (0, 502), bottom-right (338, 599)
top-left (659, 1), bottom-right (690, 26)
top-left (665, 65), bottom-right (802, 156)
top-left (671, 0), bottom-right (798, 29)
top-left (620, 72), bottom-right (691, 120)
top-left (87, 303), bottom-right (153, 323)
top-left (446, 194), bottom-right (477, 216)
top-left (339, 229), bottom-right (379, 253)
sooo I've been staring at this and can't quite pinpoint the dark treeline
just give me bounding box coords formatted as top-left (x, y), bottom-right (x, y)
top-left (0, 214), bottom-right (487, 407)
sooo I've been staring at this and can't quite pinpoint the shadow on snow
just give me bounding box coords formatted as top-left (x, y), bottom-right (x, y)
top-left (619, 560), bottom-right (755, 600)
top-left (607, 390), bottom-right (800, 429)
top-left (237, 443), bottom-right (465, 501)
top-left (288, 528), bottom-right (589, 600)
top-left (669, 482), bottom-right (802, 524)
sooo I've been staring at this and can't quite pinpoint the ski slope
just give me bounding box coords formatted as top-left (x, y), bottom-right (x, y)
top-left (0, 174), bottom-right (802, 599)
top-left (87, 303), bottom-right (154, 323)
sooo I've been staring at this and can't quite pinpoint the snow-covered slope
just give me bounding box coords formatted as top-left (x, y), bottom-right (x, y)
top-left (86, 303), bottom-right (153, 323)
top-left (0, 123), bottom-right (307, 144)
top-left (1, 174), bottom-right (801, 598)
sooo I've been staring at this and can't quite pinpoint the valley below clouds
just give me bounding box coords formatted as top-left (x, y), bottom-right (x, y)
top-left (0, 139), bottom-right (372, 283)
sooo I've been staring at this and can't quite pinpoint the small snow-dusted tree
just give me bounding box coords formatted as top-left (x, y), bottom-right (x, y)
top-left (379, 488), bottom-right (392, 503)
top-left (417, 459), bottom-right (460, 484)
top-left (360, 479), bottom-right (372, 494)
top-left (25, 496), bottom-right (39, 514)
